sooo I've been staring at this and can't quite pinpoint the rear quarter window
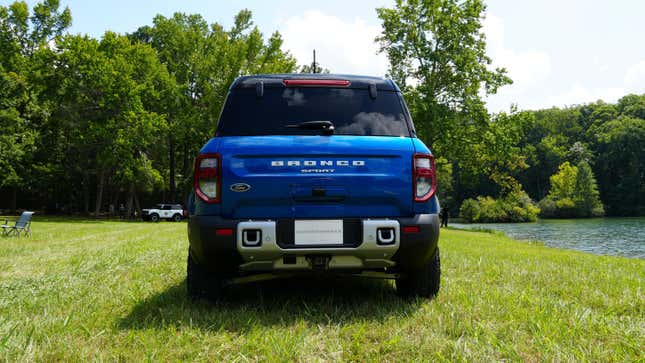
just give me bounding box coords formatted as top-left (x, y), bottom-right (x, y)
top-left (216, 87), bottom-right (411, 137)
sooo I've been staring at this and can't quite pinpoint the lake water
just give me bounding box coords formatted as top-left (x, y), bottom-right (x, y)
top-left (451, 217), bottom-right (645, 258)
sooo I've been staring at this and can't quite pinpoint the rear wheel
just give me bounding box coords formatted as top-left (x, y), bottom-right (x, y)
top-left (150, 213), bottom-right (160, 222)
top-left (396, 247), bottom-right (441, 298)
top-left (172, 213), bottom-right (182, 222)
top-left (187, 251), bottom-right (223, 300)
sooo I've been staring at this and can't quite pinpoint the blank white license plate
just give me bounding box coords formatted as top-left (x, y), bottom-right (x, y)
top-left (294, 220), bottom-right (343, 245)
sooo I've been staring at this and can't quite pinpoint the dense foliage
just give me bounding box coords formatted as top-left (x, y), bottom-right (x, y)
top-left (0, 1), bottom-right (296, 214)
top-left (512, 100), bottom-right (645, 217)
top-left (1, 0), bottom-right (643, 218)
top-left (378, 0), bottom-right (644, 219)
top-left (538, 161), bottom-right (604, 218)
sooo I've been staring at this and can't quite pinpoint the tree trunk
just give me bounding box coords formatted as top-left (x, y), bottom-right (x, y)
top-left (107, 185), bottom-right (116, 217)
top-left (10, 186), bottom-right (17, 213)
top-left (182, 140), bottom-right (189, 182)
top-left (125, 183), bottom-right (135, 219)
top-left (182, 140), bottom-right (191, 202)
top-left (94, 170), bottom-right (105, 218)
top-left (169, 137), bottom-right (176, 202)
top-left (110, 190), bottom-right (116, 217)
top-left (83, 173), bottom-right (90, 215)
top-left (133, 191), bottom-right (142, 217)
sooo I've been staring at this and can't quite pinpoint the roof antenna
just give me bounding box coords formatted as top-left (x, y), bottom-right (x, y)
top-left (312, 49), bottom-right (317, 74)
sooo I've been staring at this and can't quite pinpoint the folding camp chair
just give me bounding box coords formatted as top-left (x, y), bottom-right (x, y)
top-left (1, 211), bottom-right (34, 237)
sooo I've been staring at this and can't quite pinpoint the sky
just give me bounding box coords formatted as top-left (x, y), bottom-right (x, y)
top-left (10, 0), bottom-right (645, 112)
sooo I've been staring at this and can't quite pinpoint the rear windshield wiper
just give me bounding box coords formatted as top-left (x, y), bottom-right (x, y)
top-left (285, 120), bottom-right (335, 135)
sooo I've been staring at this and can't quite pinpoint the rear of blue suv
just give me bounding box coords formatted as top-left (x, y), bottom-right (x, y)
top-left (187, 74), bottom-right (440, 298)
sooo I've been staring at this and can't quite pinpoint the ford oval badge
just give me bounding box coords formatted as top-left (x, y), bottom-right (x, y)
top-left (230, 183), bottom-right (251, 192)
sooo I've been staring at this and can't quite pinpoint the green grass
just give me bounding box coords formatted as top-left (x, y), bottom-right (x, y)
top-left (0, 218), bottom-right (643, 362)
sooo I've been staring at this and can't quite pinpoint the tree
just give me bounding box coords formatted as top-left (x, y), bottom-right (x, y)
top-left (0, 67), bottom-right (36, 205)
top-left (376, 0), bottom-right (514, 212)
top-left (0, 0), bottom-right (71, 211)
top-left (548, 162), bottom-right (577, 202)
top-left (593, 116), bottom-right (645, 215)
top-left (573, 161), bottom-right (604, 217)
top-left (616, 94), bottom-right (645, 120)
top-left (1, 2), bottom-right (642, 218)
top-left (469, 110), bottom-right (530, 192)
top-left (567, 141), bottom-right (592, 165)
top-left (42, 32), bottom-right (174, 216)
top-left (540, 161), bottom-right (605, 218)
top-left (298, 64), bottom-right (331, 74)
top-left (376, 0), bottom-right (511, 155)
top-left (130, 10), bottom-right (297, 201)
top-left (434, 156), bottom-right (454, 211)
top-left (451, 108), bottom-right (532, 210)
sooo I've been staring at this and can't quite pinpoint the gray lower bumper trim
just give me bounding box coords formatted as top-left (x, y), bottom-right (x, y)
top-left (236, 219), bottom-right (401, 271)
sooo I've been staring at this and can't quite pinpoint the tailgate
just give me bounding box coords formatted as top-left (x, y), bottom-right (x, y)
top-left (213, 135), bottom-right (415, 219)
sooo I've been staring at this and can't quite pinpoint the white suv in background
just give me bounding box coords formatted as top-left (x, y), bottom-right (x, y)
top-left (142, 204), bottom-right (184, 222)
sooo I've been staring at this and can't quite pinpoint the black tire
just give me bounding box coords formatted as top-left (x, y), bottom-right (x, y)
top-left (172, 214), bottom-right (182, 222)
top-left (150, 213), bottom-right (160, 222)
top-left (396, 247), bottom-right (441, 298)
top-left (186, 251), bottom-right (222, 300)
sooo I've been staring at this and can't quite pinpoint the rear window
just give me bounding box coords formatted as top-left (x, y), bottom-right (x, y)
top-left (216, 87), bottom-right (410, 137)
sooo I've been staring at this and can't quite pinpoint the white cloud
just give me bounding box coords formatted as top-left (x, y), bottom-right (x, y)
top-left (277, 10), bottom-right (643, 112)
top-left (545, 84), bottom-right (626, 108)
top-left (624, 60), bottom-right (645, 91)
top-left (278, 10), bottom-right (388, 76)
top-left (483, 12), bottom-right (645, 112)
top-left (592, 56), bottom-right (610, 73)
top-left (483, 13), bottom-right (551, 96)
top-left (543, 60), bottom-right (645, 108)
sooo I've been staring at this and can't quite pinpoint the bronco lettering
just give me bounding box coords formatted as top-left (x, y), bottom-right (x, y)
top-left (271, 160), bottom-right (365, 167)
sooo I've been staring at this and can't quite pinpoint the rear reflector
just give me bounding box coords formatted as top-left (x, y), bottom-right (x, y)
top-left (403, 226), bottom-right (420, 233)
top-left (283, 79), bottom-right (350, 87)
top-left (215, 228), bottom-right (233, 236)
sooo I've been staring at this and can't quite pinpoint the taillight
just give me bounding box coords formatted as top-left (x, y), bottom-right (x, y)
top-left (413, 153), bottom-right (436, 202)
top-left (194, 153), bottom-right (221, 203)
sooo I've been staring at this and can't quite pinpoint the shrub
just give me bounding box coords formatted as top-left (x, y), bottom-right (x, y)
top-left (459, 198), bottom-right (481, 222)
top-left (508, 190), bottom-right (540, 222)
top-left (591, 206), bottom-right (605, 217)
top-left (538, 198), bottom-right (556, 218)
top-left (477, 196), bottom-right (506, 222)
top-left (459, 190), bottom-right (539, 223)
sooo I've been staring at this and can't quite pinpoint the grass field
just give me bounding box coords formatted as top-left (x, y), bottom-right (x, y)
top-left (0, 218), bottom-right (643, 361)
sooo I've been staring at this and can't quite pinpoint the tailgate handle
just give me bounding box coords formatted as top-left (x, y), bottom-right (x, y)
top-left (312, 187), bottom-right (326, 197)
top-left (291, 185), bottom-right (346, 203)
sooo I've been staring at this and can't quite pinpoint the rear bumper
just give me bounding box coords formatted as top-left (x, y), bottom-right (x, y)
top-left (187, 214), bottom-right (439, 276)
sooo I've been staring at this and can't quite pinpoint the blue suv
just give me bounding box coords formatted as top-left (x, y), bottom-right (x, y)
top-left (187, 74), bottom-right (440, 298)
